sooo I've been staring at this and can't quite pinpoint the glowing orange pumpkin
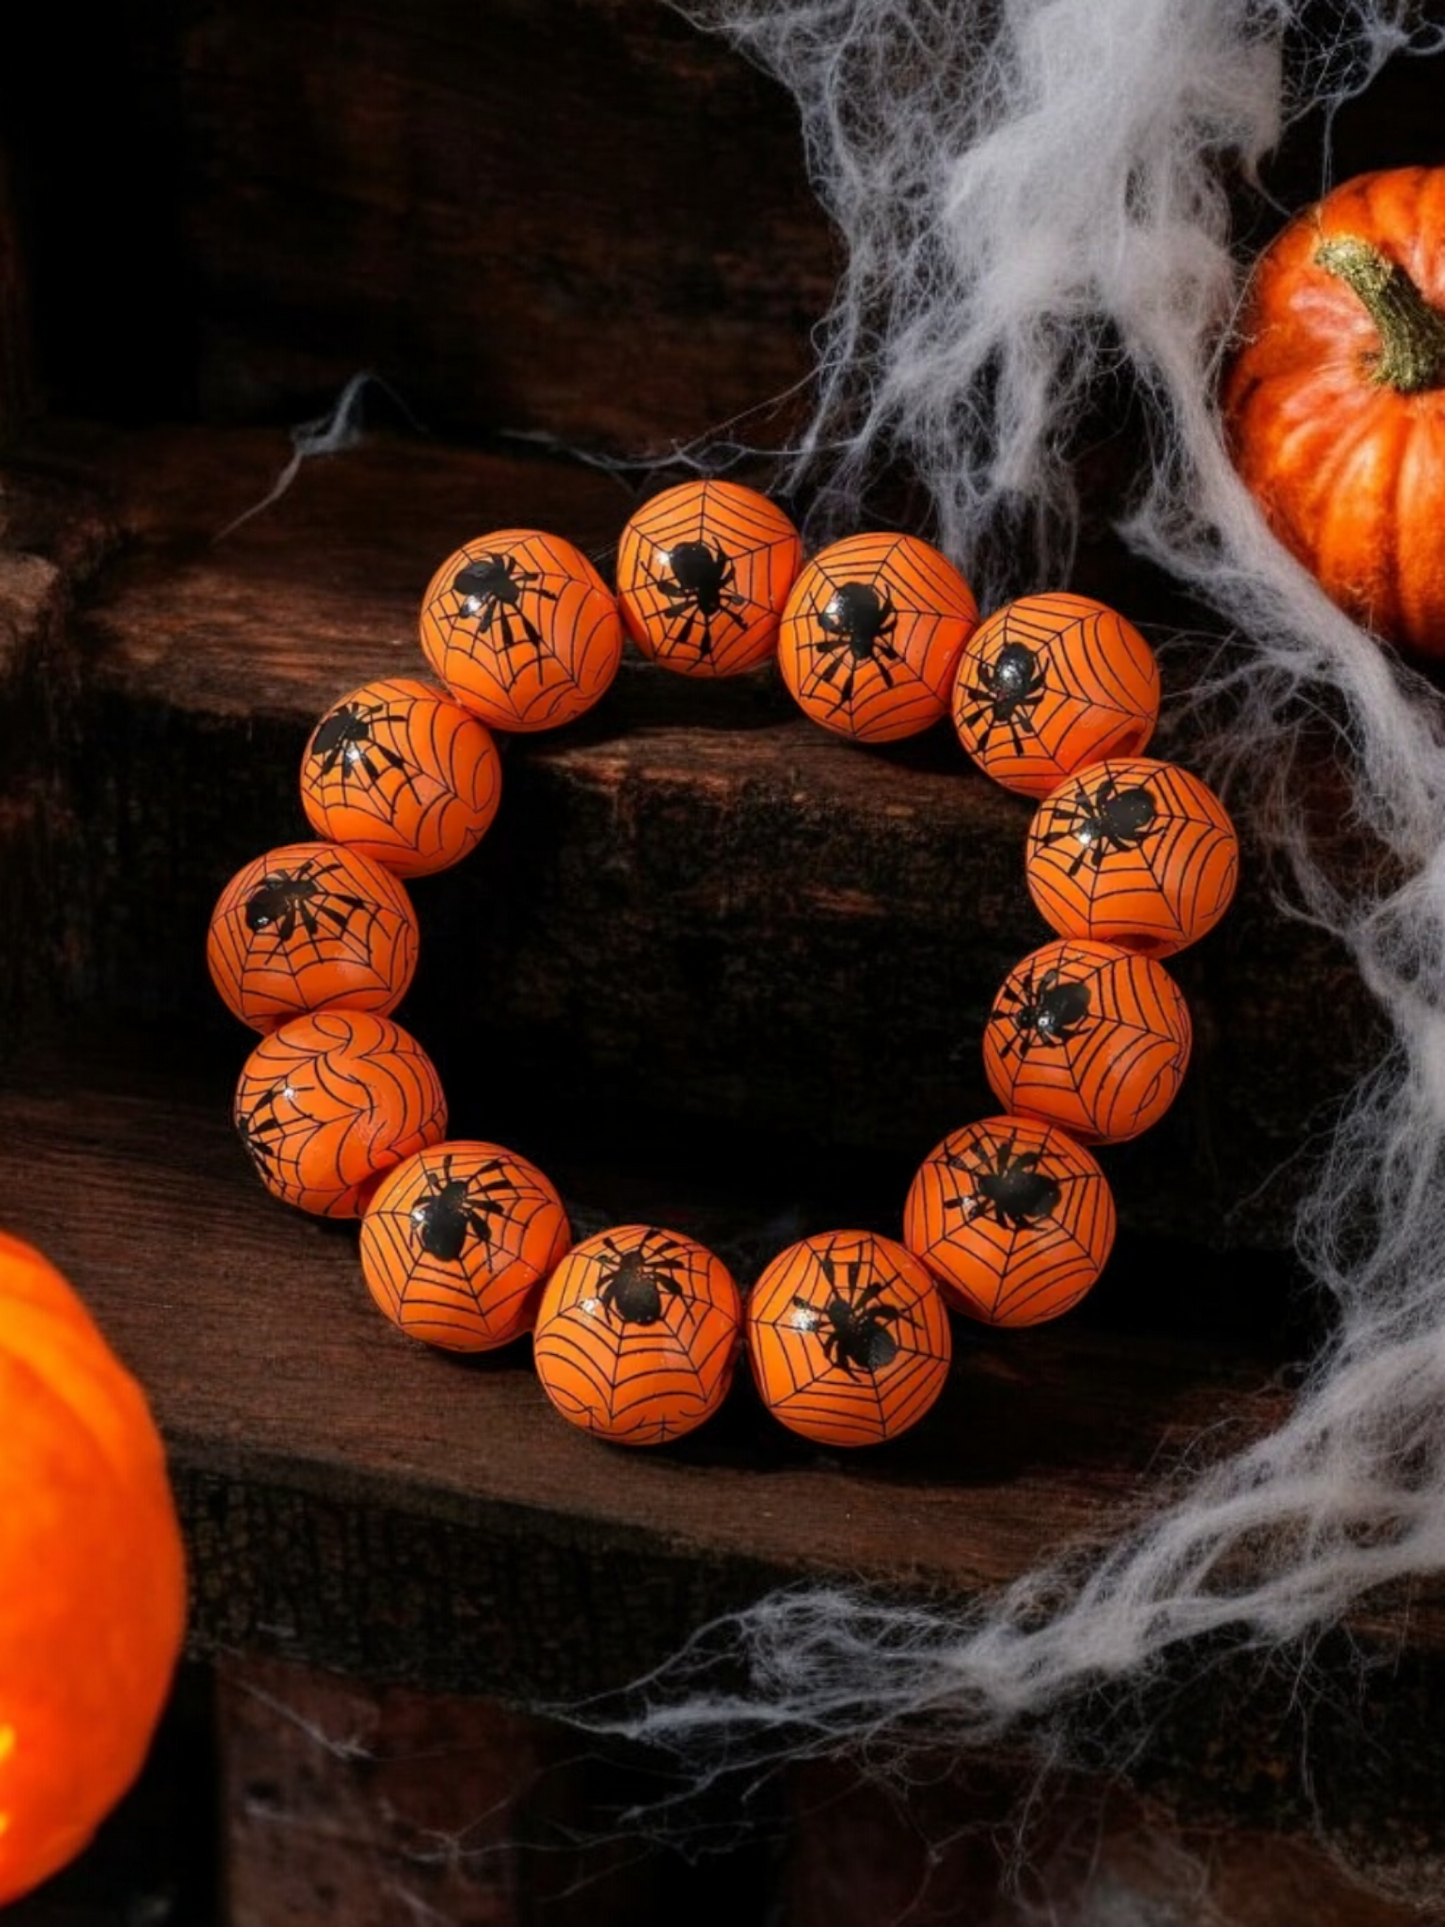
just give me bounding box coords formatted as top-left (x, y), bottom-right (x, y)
top-left (0, 1230), bottom-right (186, 1906)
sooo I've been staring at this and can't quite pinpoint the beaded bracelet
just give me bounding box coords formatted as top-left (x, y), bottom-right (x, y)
top-left (207, 480), bottom-right (1238, 1451)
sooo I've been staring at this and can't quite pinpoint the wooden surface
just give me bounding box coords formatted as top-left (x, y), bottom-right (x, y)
top-left (1, 420), bottom-right (1381, 1247)
top-left (0, 1049), bottom-right (1290, 1680)
top-left (3, 1036), bottom-right (1445, 1880)
top-left (217, 1653), bottom-right (776, 1927)
top-left (215, 1656), bottom-right (1445, 1927)
top-left (2, 0), bottom-right (835, 448)
top-left (2, 0), bottom-right (1442, 456)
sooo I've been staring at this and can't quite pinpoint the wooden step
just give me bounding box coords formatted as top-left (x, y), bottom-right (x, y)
top-left (2, 421), bottom-right (1380, 1248)
top-left (0, 1038), bottom-right (1442, 1890)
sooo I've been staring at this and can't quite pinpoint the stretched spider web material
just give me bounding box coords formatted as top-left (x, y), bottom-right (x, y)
top-left (575, 0), bottom-right (1445, 1816)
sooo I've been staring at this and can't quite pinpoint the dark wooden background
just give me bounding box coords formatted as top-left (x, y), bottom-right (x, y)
top-left (3, 3), bottom-right (1445, 1922)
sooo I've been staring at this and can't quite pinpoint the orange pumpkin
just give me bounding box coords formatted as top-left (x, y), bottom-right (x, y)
top-left (1223, 166), bottom-right (1445, 656)
top-left (0, 1231), bottom-right (186, 1906)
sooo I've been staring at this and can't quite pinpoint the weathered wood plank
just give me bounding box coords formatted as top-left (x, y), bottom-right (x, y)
top-left (0, 1048), bottom-right (1440, 1856)
top-left (780, 1757), bottom-right (1441, 1925)
top-left (3, 422), bottom-right (1380, 1247)
top-left (0, 1058), bottom-right (1288, 1625)
top-left (6, 0), bottom-right (835, 446)
top-left (217, 1653), bottom-right (777, 1927)
top-left (218, 1658), bottom-right (1445, 1926)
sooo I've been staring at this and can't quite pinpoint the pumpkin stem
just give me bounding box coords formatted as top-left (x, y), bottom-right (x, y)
top-left (1315, 234), bottom-right (1445, 394)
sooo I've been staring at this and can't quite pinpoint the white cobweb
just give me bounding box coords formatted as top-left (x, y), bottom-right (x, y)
top-left (569, 0), bottom-right (1445, 1841)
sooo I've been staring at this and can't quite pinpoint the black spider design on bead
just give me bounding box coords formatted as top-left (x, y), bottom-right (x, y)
top-left (235, 1079), bottom-right (293, 1181)
top-left (1041, 775), bottom-right (1158, 874)
top-left (407, 1155), bottom-right (518, 1263)
top-left (959, 642), bottom-right (1047, 752)
top-left (308, 697), bottom-right (424, 801)
top-left (944, 1132), bottom-right (1062, 1230)
top-left (794, 1252), bottom-right (910, 1376)
top-left (648, 541), bottom-right (748, 657)
top-left (451, 553), bottom-right (557, 655)
top-left (810, 582), bottom-right (902, 705)
top-left (244, 855), bottom-right (371, 946)
top-left (994, 961), bottom-right (1094, 1058)
top-left (590, 1234), bottom-right (689, 1327)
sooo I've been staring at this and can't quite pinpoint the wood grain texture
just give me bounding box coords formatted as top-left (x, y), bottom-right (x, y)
top-left (0, 1062), bottom-right (1285, 1636)
top-left (218, 1653), bottom-right (777, 1927)
top-left (781, 1757), bottom-right (1445, 1926)
top-left (2, 421), bottom-right (1379, 1247)
top-left (3, 1048), bottom-right (1445, 1870)
top-left (7, 0), bottom-right (835, 447)
top-left (218, 1659), bottom-right (1445, 1926)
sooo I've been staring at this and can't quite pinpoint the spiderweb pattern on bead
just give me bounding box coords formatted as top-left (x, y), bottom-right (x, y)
top-left (300, 679), bottom-right (502, 876)
top-left (748, 1235), bottom-right (952, 1445)
top-left (909, 1116), bottom-right (1115, 1324)
top-left (780, 532), bottom-right (976, 734)
top-left (983, 940), bottom-right (1190, 1143)
top-left (1026, 763), bottom-right (1239, 955)
top-left (619, 481), bottom-right (802, 673)
top-left (209, 843), bottom-right (417, 1028)
top-left (235, 1012), bottom-right (447, 1216)
top-left (956, 596), bottom-right (1158, 781)
top-left (361, 1145), bottom-right (568, 1349)
top-left (534, 1230), bottom-right (741, 1443)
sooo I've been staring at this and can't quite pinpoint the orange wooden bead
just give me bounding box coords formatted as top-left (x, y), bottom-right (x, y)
top-left (360, 1140), bottom-right (571, 1352)
top-left (234, 1010), bottom-right (447, 1217)
top-left (982, 938), bottom-right (1191, 1143)
top-left (951, 592), bottom-right (1160, 797)
top-left (616, 480), bottom-right (803, 677)
top-left (778, 533), bottom-right (979, 741)
top-left (206, 840), bottom-right (419, 1033)
top-left (300, 677), bottom-right (503, 877)
top-left (745, 1231), bottom-right (951, 1447)
top-left (903, 1115), bottom-right (1116, 1326)
top-left (532, 1225), bottom-right (741, 1445)
top-left (1025, 757), bottom-right (1239, 955)
top-left (419, 529), bottom-right (624, 732)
